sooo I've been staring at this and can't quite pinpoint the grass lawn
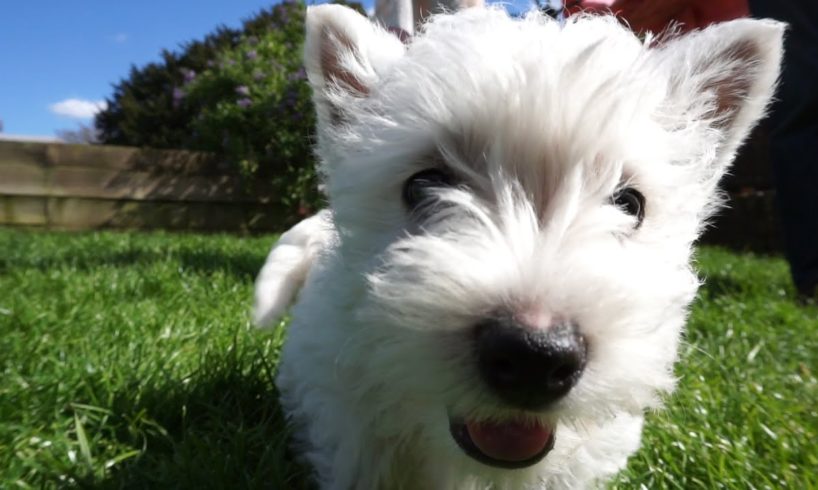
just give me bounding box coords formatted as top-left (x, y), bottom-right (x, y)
top-left (0, 228), bottom-right (815, 489)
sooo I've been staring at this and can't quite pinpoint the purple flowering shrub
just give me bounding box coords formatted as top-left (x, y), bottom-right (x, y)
top-left (183, 0), bottom-right (320, 215)
top-left (96, 0), bottom-right (365, 220)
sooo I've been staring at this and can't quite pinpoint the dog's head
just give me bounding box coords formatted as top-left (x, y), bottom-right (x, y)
top-left (302, 5), bottom-right (782, 485)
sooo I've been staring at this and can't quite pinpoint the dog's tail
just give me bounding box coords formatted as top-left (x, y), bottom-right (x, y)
top-left (253, 210), bottom-right (333, 328)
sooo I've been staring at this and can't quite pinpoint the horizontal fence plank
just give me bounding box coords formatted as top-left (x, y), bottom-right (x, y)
top-left (0, 140), bottom-right (296, 232)
top-left (49, 166), bottom-right (275, 203)
top-left (0, 195), bottom-right (48, 226)
top-left (0, 162), bottom-right (48, 196)
top-left (48, 197), bottom-right (287, 232)
top-left (0, 140), bottom-right (285, 207)
top-left (0, 196), bottom-right (288, 232)
top-left (0, 141), bottom-right (48, 171)
top-left (0, 166), bottom-right (276, 203)
top-left (45, 143), bottom-right (233, 175)
top-left (0, 140), bottom-right (234, 176)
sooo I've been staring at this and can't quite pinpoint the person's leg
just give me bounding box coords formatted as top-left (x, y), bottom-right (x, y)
top-left (375, 0), bottom-right (415, 36)
top-left (414, 0), bottom-right (485, 23)
top-left (375, 0), bottom-right (486, 39)
top-left (748, 0), bottom-right (818, 298)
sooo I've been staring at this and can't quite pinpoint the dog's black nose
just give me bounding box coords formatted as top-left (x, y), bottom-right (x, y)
top-left (475, 317), bottom-right (587, 410)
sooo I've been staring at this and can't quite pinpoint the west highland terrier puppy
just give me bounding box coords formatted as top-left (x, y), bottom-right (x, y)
top-left (254, 5), bottom-right (783, 489)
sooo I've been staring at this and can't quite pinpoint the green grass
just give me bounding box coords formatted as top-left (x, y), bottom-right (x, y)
top-left (0, 229), bottom-right (815, 489)
top-left (612, 248), bottom-right (818, 489)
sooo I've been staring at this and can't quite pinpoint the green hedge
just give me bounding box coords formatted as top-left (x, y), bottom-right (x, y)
top-left (96, 0), bottom-right (366, 222)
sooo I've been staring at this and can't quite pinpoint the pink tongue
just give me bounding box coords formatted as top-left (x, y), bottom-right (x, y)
top-left (466, 420), bottom-right (552, 462)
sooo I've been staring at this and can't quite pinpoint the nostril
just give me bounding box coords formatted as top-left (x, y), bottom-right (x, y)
top-left (551, 363), bottom-right (577, 383)
top-left (488, 355), bottom-right (521, 384)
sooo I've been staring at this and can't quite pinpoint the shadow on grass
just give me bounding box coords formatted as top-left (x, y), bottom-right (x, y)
top-left (2, 245), bottom-right (268, 282)
top-left (76, 353), bottom-right (313, 490)
top-left (699, 270), bottom-right (797, 304)
top-left (177, 249), bottom-right (264, 282)
top-left (699, 274), bottom-right (748, 300)
top-left (0, 248), bottom-right (156, 273)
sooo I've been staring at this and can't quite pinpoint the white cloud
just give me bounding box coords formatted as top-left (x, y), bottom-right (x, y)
top-left (366, 5), bottom-right (375, 17)
top-left (49, 98), bottom-right (107, 119)
top-left (113, 33), bottom-right (128, 43)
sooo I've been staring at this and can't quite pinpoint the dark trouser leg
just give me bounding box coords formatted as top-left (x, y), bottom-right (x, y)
top-left (748, 0), bottom-right (818, 295)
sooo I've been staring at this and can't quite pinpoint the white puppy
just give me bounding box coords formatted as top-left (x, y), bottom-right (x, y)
top-left (255, 6), bottom-right (783, 489)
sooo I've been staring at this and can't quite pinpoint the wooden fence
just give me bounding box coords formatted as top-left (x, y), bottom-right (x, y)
top-left (0, 140), bottom-right (288, 233)
top-left (0, 133), bottom-right (782, 251)
top-left (702, 126), bottom-right (783, 253)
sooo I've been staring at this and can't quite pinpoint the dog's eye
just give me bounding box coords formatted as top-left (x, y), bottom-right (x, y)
top-left (611, 187), bottom-right (645, 227)
top-left (403, 168), bottom-right (453, 209)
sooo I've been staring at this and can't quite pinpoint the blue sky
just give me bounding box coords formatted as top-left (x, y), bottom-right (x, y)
top-left (0, 0), bottom-right (533, 138)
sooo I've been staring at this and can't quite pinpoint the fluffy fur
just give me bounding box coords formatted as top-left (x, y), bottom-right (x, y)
top-left (254, 6), bottom-right (783, 489)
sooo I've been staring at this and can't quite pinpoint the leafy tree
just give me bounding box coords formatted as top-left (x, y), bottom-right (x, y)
top-left (182, 1), bottom-right (316, 211)
top-left (96, 27), bottom-right (240, 148)
top-left (95, 0), bottom-right (365, 219)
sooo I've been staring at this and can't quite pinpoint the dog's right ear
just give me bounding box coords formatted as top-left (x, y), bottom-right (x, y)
top-left (304, 4), bottom-right (405, 126)
top-left (650, 19), bottom-right (785, 189)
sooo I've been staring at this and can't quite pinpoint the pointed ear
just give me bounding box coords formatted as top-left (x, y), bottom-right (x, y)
top-left (304, 4), bottom-right (405, 125)
top-left (654, 19), bottom-right (785, 173)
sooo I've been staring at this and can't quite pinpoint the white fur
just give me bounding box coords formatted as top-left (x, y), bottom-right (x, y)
top-left (254, 6), bottom-right (783, 489)
top-left (254, 210), bottom-right (335, 327)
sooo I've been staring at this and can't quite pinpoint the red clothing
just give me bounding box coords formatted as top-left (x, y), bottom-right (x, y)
top-left (571, 0), bottom-right (749, 33)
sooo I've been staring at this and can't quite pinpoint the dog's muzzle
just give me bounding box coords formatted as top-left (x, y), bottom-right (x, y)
top-left (449, 316), bottom-right (586, 468)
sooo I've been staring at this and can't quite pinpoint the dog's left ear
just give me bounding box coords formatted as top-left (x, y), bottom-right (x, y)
top-left (653, 19), bottom-right (785, 181)
top-left (304, 4), bottom-right (406, 126)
